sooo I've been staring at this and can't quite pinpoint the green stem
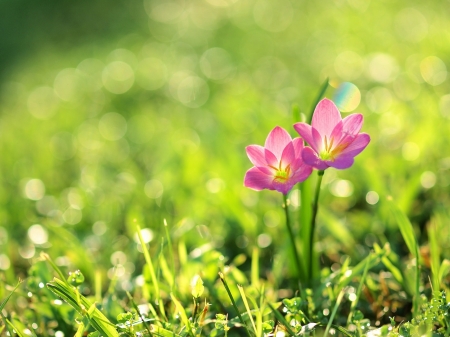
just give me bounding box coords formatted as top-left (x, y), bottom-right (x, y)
top-left (283, 194), bottom-right (304, 290)
top-left (309, 170), bottom-right (324, 282)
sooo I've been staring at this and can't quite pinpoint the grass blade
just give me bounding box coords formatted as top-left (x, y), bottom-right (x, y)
top-left (218, 272), bottom-right (253, 337)
top-left (251, 247), bottom-right (260, 289)
top-left (171, 293), bottom-right (194, 337)
top-left (237, 285), bottom-right (257, 334)
top-left (307, 77), bottom-right (329, 124)
top-left (324, 289), bottom-right (344, 336)
top-left (428, 219), bottom-right (440, 293)
top-left (136, 223), bottom-right (167, 320)
top-left (347, 256), bottom-right (370, 324)
top-left (387, 197), bottom-right (420, 317)
top-left (164, 218), bottom-right (176, 291)
top-left (0, 280), bottom-right (23, 311)
top-left (47, 277), bottom-right (119, 337)
top-left (266, 302), bottom-right (296, 336)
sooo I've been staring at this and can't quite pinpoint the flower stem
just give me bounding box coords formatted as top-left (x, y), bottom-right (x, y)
top-left (309, 170), bottom-right (324, 282)
top-left (283, 193), bottom-right (304, 290)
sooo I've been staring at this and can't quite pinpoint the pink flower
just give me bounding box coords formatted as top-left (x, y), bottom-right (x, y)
top-left (293, 98), bottom-right (370, 170)
top-left (244, 126), bottom-right (313, 195)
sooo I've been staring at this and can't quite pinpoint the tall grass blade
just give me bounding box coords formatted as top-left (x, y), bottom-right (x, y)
top-left (47, 277), bottom-right (119, 337)
top-left (308, 77), bottom-right (329, 124)
top-left (374, 243), bottom-right (404, 287)
top-left (0, 280), bottom-right (22, 311)
top-left (347, 257), bottom-right (370, 324)
top-left (74, 321), bottom-right (85, 337)
top-left (218, 272), bottom-right (253, 337)
top-left (387, 198), bottom-right (420, 317)
top-left (6, 319), bottom-right (30, 337)
top-left (171, 293), bottom-right (194, 337)
top-left (324, 290), bottom-right (344, 337)
top-left (136, 223), bottom-right (167, 320)
top-left (428, 219), bottom-right (440, 293)
top-left (266, 302), bottom-right (296, 336)
top-left (127, 291), bottom-right (152, 336)
top-left (237, 285), bottom-right (257, 334)
top-left (439, 260), bottom-right (450, 284)
top-left (251, 247), bottom-right (260, 289)
top-left (41, 252), bottom-right (67, 284)
top-left (164, 218), bottom-right (176, 290)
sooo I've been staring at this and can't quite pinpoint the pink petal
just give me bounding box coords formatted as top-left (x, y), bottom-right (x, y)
top-left (254, 166), bottom-right (274, 175)
top-left (291, 164), bottom-right (313, 183)
top-left (272, 180), bottom-right (294, 195)
top-left (291, 137), bottom-right (304, 158)
top-left (330, 121), bottom-right (344, 143)
top-left (293, 123), bottom-right (319, 152)
top-left (327, 133), bottom-right (370, 169)
top-left (340, 133), bottom-right (370, 157)
top-left (312, 98), bottom-right (342, 138)
top-left (342, 113), bottom-right (363, 136)
top-left (265, 149), bottom-right (278, 168)
top-left (280, 142), bottom-right (295, 169)
top-left (302, 146), bottom-right (329, 170)
top-left (329, 114), bottom-right (363, 150)
top-left (244, 167), bottom-right (274, 191)
top-left (246, 145), bottom-right (266, 167)
top-left (290, 138), bottom-right (306, 171)
top-left (290, 158), bottom-right (303, 172)
top-left (312, 127), bottom-right (323, 152)
top-left (264, 126), bottom-right (292, 160)
top-left (327, 155), bottom-right (354, 169)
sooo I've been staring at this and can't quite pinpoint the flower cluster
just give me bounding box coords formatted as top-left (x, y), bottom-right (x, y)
top-left (244, 98), bottom-right (370, 194)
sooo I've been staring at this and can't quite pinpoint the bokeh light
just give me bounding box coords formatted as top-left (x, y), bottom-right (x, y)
top-left (177, 76), bottom-right (210, 108)
top-left (329, 180), bottom-right (354, 198)
top-left (334, 51), bottom-right (364, 81)
top-left (200, 48), bottom-right (234, 81)
top-left (420, 171), bottom-right (436, 189)
top-left (366, 191), bottom-right (380, 205)
top-left (394, 8), bottom-right (428, 43)
top-left (253, 0), bottom-right (293, 32)
top-left (333, 82), bottom-right (361, 112)
top-left (99, 112), bottom-right (128, 141)
top-left (27, 87), bottom-right (59, 120)
top-left (54, 68), bottom-right (83, 102)
top-left (144, 180), bottom-right (164, 199)
top-left (0, 254), bottom-right (10, 270)
top-left (420, 56), bottom-right (447, 86)
top-left (439, 94), bottom-right (450, 119)
top-left (102, 61), bottom-right (135, 94)
top-left (402, 142), bottom-right (420, 161)
top-left (24, 179), bottom-right (45, 201)
top-left (367, 53), bottom-right (399, 83)
top-left (136, 58), bottom-right (167, 90)
top-left (365, 87), bottom-right (393, 113)
top-left (28, 224), bottom-right (48, 245)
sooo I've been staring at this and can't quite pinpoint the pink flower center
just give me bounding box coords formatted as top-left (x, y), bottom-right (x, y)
top-left (319, 136), bottom-right (349, 161)
top-left (272, 164), bottom-right (291, 183)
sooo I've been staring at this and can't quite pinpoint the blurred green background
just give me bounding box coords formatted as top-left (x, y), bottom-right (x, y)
top-left (1, 0), bottom-right (449, 290)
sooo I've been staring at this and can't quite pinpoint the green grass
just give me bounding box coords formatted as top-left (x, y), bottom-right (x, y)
top-left (1, 0), bottom-right (450, 335)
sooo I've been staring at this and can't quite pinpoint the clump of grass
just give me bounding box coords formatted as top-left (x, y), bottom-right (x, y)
top-left (2, 210), bottom-right (449, 337)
